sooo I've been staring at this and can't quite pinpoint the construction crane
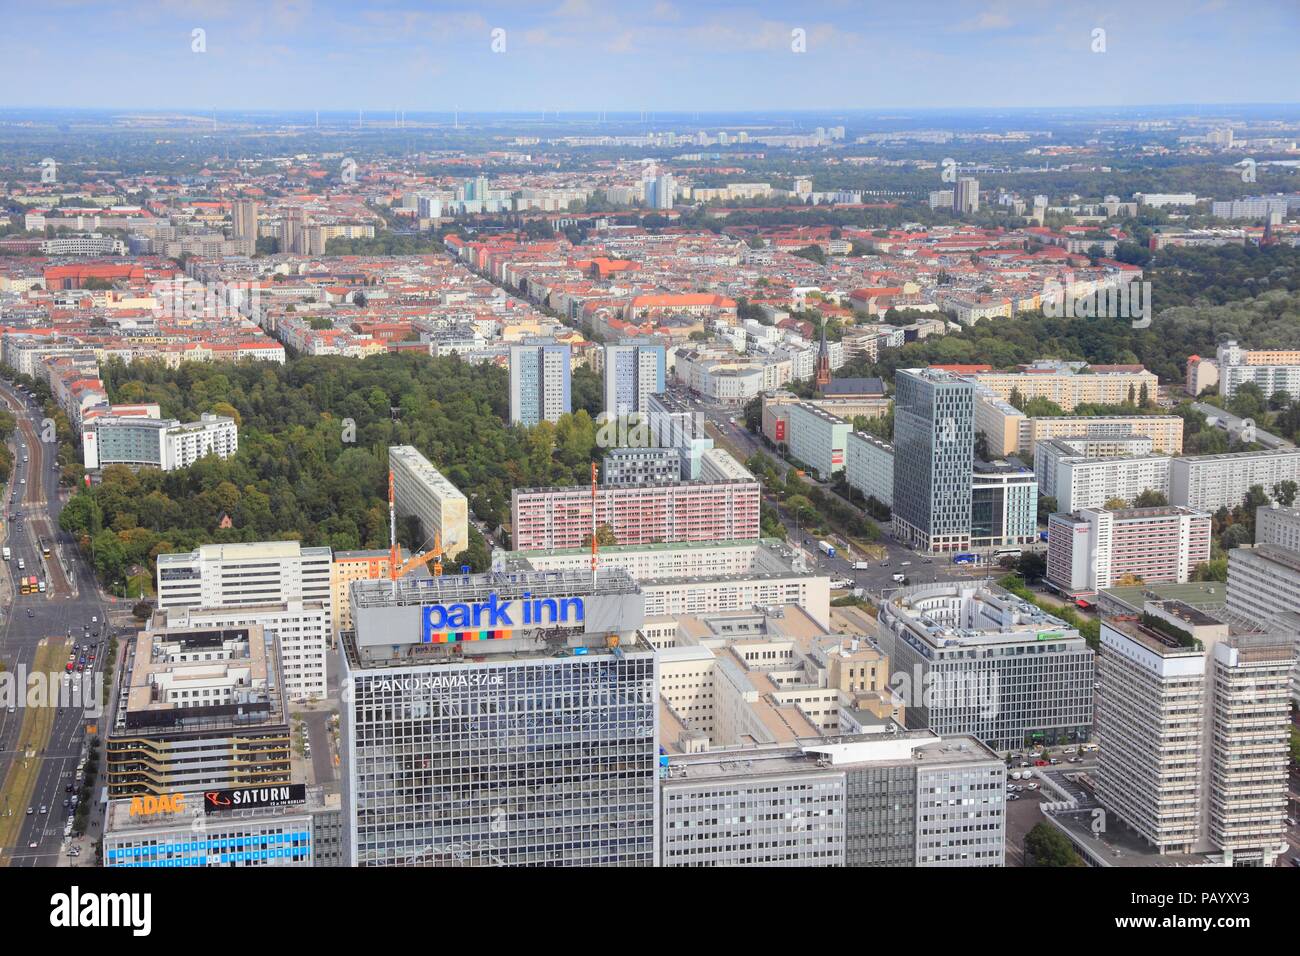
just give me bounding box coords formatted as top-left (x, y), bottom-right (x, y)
top-left (388, 470), bottom-right (447, 584)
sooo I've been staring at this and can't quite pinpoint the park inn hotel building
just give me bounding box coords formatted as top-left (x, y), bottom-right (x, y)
top-left (340, 569), bottom-right (659, 866)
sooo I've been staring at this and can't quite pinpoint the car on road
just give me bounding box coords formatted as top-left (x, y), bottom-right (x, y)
top-left (1034, 759), bottom-right (1049, 767)
top-left (26, 806), bottom-right (33, 815)
top-left (39, 805), bottom-right (47, 814)
top-left (26, 609), bottom-right (33, 618)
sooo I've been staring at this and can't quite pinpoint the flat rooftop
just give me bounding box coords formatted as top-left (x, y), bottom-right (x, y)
top-left (662, 732), bottom-right (999, 782)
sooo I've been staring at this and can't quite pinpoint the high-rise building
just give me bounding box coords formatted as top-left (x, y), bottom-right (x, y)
top-left (876, 582), bottom-right (1094, 751)
top-left (106, 623), bottom-right (291, 798)
top-left (784, 402), bottom-right (850, 481)
top-left (1046, 506), bottom-right (1211, 597)
top-left (603, 341), bottom-right (666, 417)
top-left (892, 368), bottom-right (974, 553)
top-left (1097, 603), bottom-right (1292, 865)
top-left (340, 570), bottom-right (658, 866)
top-left (389, 444), bottom-right (469, 558)
top-left (156, 541), bottom-right (333, 700)
top-left (954, 177), bottom-right (980, 214)
top-left (509, 339), bottom-right (571, 426)
top-left (280, 207), bottom-right (305, 255)
top-left (232, 199), bottom-right (259, 242)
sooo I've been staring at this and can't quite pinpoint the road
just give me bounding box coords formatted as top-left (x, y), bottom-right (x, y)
top-left (670, 386), bottom-right (1025, 598)
top-left (0, 382), bottom-right (112, 867)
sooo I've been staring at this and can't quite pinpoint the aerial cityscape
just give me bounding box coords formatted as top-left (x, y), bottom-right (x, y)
top-left (0, 0), bottom-right (1297, 926)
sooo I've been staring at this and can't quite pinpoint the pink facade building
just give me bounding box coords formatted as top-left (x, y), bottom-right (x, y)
top-left (1046, 505), bottom-right (1212, 597)
top-left (511, 479), bottom-right (760, 551)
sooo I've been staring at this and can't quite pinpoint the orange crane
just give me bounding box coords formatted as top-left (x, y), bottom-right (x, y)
top-left (388, 470), bottom-right (447, 582)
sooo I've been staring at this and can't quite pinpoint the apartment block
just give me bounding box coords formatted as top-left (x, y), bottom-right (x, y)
top-left (970, 365), bottom-right (1159, 413)
top-left (82, 413), bottom-right (238, 471)
top-left (510, 478), bottom-right (760, 551)
top-left (1046, 506), bottom-right (1211, 597)
top-left (389, 444), bottom-right (469, 558)
top-left (785, 401), bottom-right (850, 480)
top-left (844, 431), bottom-right (895, 509)
top-left (1034, 437), bottom-right (1171, 512)
top-left (1169, 448), bottom-right (1300, 512)
top-left (603, 341), bottom-right (666, 417)
top-left (509, 339), bottom-right (571, 426)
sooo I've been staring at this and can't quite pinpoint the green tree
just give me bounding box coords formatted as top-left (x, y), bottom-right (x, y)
top-left (1024, 822), bottom-right (1086, 867)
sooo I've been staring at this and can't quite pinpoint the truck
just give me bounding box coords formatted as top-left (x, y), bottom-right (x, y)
top-left (891, 573), bottom-right (907, 583)
top-left (817, 540), bottom-right (836, 558)
top-left (852, 560), bottom-right (870, 570)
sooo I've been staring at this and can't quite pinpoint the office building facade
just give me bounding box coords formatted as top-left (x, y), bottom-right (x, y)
top-left (892, 368), bottom-right (975, 553)
top-left (340, 570), bottom-right (658, 866)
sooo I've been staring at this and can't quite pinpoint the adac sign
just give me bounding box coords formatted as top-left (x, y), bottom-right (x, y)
top-left (129, 793), bottom-right (186, 817)
top-left (422, 592), bottom-right (585, 644)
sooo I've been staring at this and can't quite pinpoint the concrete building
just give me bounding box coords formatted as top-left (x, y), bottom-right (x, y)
top-left (340, 570), bottom-right (658, 866)
top-left (511, 477), bottom-right (760, 551)
top-left (495, 537), bottom-right (830, 630)
top-left (844, 431), bottom-right (894, 509)
top-left (1169, 448), bottom-right (1300, 512)
top-left (892, 368), bottom-right (974, 553)
top-left (1215, 340), bottom-right (1300, 400)
top-left (330, 549), bottom-right (400, 639)
top-left (876, 582), bottom-right (1094, 751)
top-left (1034, 437), bottom-right (1171, 512)
top-left (1097, 604), bottom-right (1292, 865)
top-left (156, 541), bottom-right (333, 700)
top-left (104, 785), bottom-right (341, 868)
top-left (1046, 506), bottom-right (1212, 597)
top-left (970, 460), bottom-right (1038, 551)
top-left (603, 341), bottom-right (666, 417)
top-left (785, 402), bottom-right (851, 481)
top-left (106, 624), bottom-right (290, 798)
top-left (509, 339), bottom-right (571, 426)
top-left (970, 365), bottom-right (1159, 413)
top-left (660, 732), bottom-right (1005, 867)
top-left (389, 444), bottom-right (469, 558)
top-left (82, 413), bottom-right (238, 471)
top-left (601, 446), bottom-right (681, 486)
top-left (647, 392), bottom-right (713, 479)
top-left (954, 176), bottom-right (980, 215)
top-left (1255, 501), bottom-right (1300, 552)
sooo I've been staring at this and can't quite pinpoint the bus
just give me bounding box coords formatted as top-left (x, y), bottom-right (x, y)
top-left (19, 576), bottom-right (33, 595)
top-left (39, 536), bottom-right (50, 557)
top-left (952, 552), bottom-right (978, 565)
top-left (994, 548), bottom-right (1022, 560)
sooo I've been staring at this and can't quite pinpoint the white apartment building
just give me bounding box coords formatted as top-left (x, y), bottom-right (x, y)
top-left (844, 431), bottom-right (894, 509)
top-left (83, 413), bottom-right (238, 471)
top-left (1034, 437), bottom-right (1170, 512)
top-left (1169, 448), bottom-right (1300, 512)
top-left (1256, 502), bottom-right (1300, 552)
top-left (156, 541), bottom-right (333, 700)
top-left (1098, 604), bottom-right (1291, 865)
top-left (389, 444), bottom-right (469, 558)
top-left (785, 402), bottom-right (850, 480)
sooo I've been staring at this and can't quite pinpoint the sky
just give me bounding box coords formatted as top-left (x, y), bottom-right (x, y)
top-left (1, 0), bottom-right (1297, 113)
